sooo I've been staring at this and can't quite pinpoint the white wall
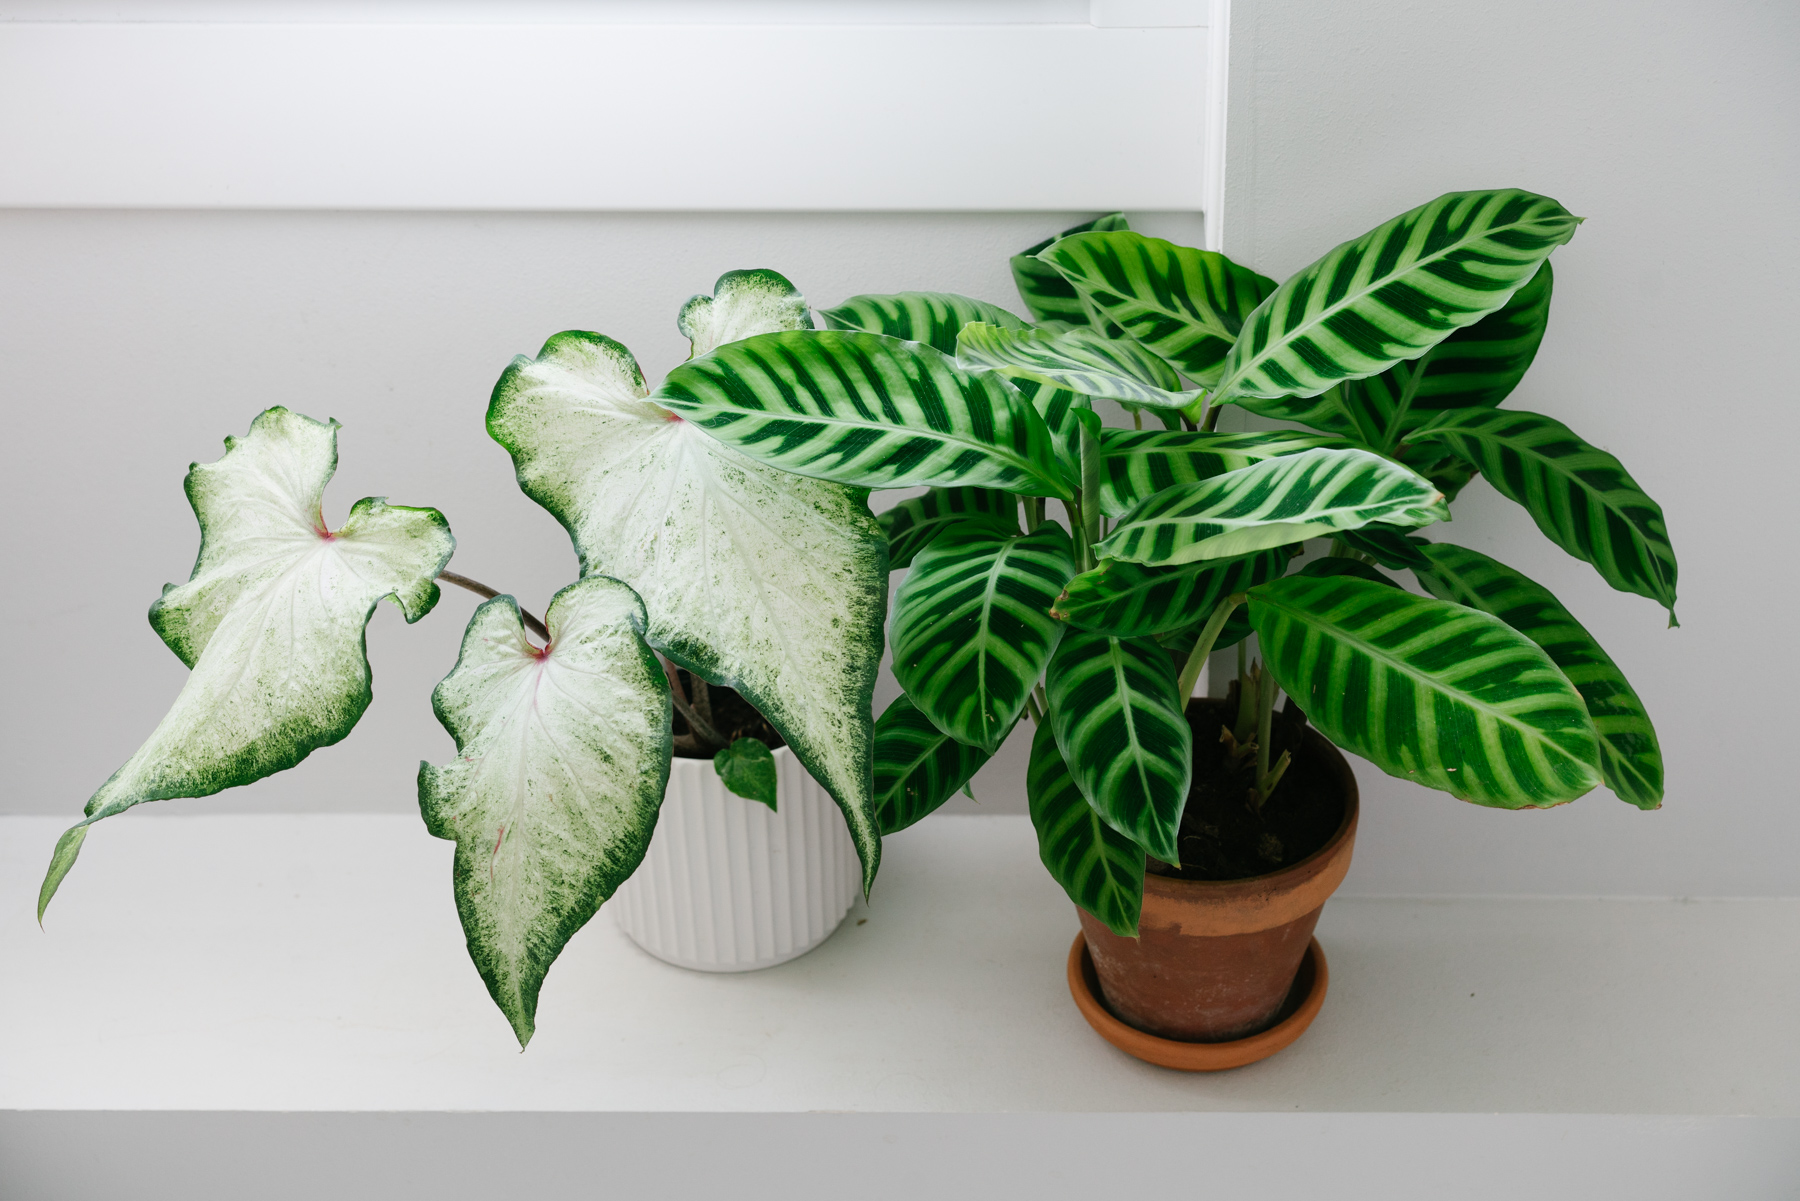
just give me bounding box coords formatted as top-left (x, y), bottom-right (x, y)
top-left (4, 0), bottom-right (1795, 898)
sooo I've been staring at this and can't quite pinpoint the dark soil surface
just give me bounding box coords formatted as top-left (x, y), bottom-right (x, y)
top-left (670, 669), bottom-right (785, 759)
top-left (1150, 694), bottom-right (1347, 882)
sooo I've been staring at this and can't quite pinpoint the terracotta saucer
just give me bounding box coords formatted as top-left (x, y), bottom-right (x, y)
top-left (1066, 932), bottom-right (1328, 1071)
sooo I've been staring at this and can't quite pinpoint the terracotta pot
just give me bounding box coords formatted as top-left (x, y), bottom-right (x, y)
top-left (1078, 700), bottom-right (1359, 1043)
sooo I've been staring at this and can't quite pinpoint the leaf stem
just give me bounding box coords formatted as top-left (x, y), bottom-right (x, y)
top-left (1255, 663), bottom-right (1277, 803)
top-left (1025, 690), bottom-right (1045, 726)
top-left (1176, 591), bottom-right (1247, 703)
top-left (1079, 420), bottom-right (1103, 570)
top-left (657, 655), bottom-right (727, 750)
top-left (1201, 396), bottom-right (1225, 431)
top-left (437, 571), bottom-right (549, 644)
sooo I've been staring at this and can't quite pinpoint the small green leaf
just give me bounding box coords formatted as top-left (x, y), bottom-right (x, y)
top-left (1027, 720), bottom-right (1143, 936)
top-left (1036, 230), bottom-right (1277, 383)
top-left (878, 487), bottom-right (1017, 571)
top-left (820, 291), bottom-right (1026, 355)
top-left (1096, 447), bottom-right (1448, 566)
top-left (654, 330), bottom-right (1072, 499)
top-left (678, 269), bottom-right (811, 359)
top-left (955, 322), bottom-right (1202, 408)
top-left (1011, 213), bottom-right (1132, 329)
top-left (873, 694), bottom-right (994, 834)
top-left (714, 738), bottom-right (778, 809)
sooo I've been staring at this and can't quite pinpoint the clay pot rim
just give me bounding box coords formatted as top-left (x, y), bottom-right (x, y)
top-left (1150, 700), bottom-right (1361, 896)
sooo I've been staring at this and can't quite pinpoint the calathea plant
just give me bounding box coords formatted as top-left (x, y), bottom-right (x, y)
top-left (650, 189), bottom-right (1673, 939)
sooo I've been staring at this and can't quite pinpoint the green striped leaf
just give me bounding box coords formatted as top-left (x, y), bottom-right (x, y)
top-left (653, 330), bottom-right (1072, 498)
top-left (678, 269), bottom-right (811, 358)
top-left (1248, 574), bottom-right (1602, 806)
top-left (1397, 444), bottom-right (1481, 504)
top-left (1095, 447), bottom-right (1448, 566)
top-left (1339, 259), bottom-right (1555, 448)
top-left (878, 487), bottom-right (1017, 570)
top-left (1407, 408), bottom-right (1678, 618)
top-left (1045, 629), bottom-right (1192, 863)
top-left (1097, 428), bottom-right (1354, 518)
top-left (955, 322), bottom-right (1202, 408)
top-left (1340, 522), bottom-right (1433, 571)
top-left (489, 329), bottom-right (888, 893)
top-left (1158, 605), bottom-right (1255, 657)
top-left (1053, 548), bottom-right (1288, 636)
top-left (39, 408), bottom-right (454, 920)
top-left (419, 578), bottom-right (671, 1048)
top-left (1218, 190), bottom-right (1579, 409)
top-left (1011, 213), bottom-right (1131, 329)
top-left (1014, 378), bottom-right (1092, 484)
top-left (892, 523), bottom-right (1076, 753)
top-left (1027, 719), bottom-right (1144, 936)
top-left (819, 291), bottom-right (1027, 356)
top-left (1412, 542), bottom-right (1662, 808)
top-left (1036, 231), bottom-right (1277, 383)
top-left (872, 694), bottom-right (995, 834)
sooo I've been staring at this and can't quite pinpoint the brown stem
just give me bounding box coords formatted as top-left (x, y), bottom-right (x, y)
top-left (658, 656), bottom-right (727, 749)
top-left (437, 571), bottom-right (549, 643)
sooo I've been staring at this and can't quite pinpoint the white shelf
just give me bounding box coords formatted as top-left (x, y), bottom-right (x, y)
top-left (4, 813), bottom-right (1796, 1198)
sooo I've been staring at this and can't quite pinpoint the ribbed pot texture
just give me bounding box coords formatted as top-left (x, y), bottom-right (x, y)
top-left (1079, 703), bottom-right (1360, 1042)
top-left (612, 746), bottom-right (860, 972)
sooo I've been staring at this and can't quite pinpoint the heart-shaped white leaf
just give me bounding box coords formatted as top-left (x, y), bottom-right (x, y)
top-left (488, 330), bottom-right (888, 890)
top-left (39, 407), bottom-right (454, 918)
top-left (677, 269), bottom-right (812, 359)
top-left (420, 577), bottom-right (672, 1048)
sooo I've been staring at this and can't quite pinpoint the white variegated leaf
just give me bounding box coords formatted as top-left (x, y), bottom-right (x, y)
top-left (39, 407), bottom-right (455, 919)
top-left (488, 331), bottom-right (887, 889)
top-left (678, 269), bottom-right (812, 359)
top-left (420, 578), bottom-right (671, 1047)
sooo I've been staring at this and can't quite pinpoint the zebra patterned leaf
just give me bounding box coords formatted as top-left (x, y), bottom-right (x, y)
top-left (1096, 447), bottom-right (1448, 566)
top-left (1341, 259), bottom-right (1555, 449)
top-left (955, 322), bottom-right (1202, 409)
top-left (678, 269), bottom-right (811, 359)
top-left (1097, 428), bottom-right (1354, 518)
top-left (1027, 719), bottom-right (1143, 936)
top-left (1045, 629), bottom-right (1191, 864)
top-left (1407, 408), bottom-right (1677, 619)
top-left (1011, 213), bottom-right (1132, 329)
top-left (1218, 190), bottom-right (1578, 409)
top-left (1014, 378), bottom-right (1092, 485)
top-left (39, 408), bottom-right (454, 920)
top-left (1248, 574), bottom-right (1602, 806)
top-left (872, 694), bottom-right (995, 834)
top-left (878, 487), bottom-right (1018, 570)
top-left (654, 330), bottom-right (1071, 498)
top-left (1036, 231), bottom-right (1277, 384)
top-left (419, 578), bottom-right (672, 1048)
top-left (1053, 548), bottom-right (1289, 636)
top-left (892, 524), bottom-right (1076, 753)
top-left (820, 291), bottom-right (1027, 356)
top-left (1412, 542), bottom-right (1662, 808)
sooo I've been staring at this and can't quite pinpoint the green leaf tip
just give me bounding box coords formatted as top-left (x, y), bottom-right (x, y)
top-left (37, 822), bottom-right (90, 925)
top-left (714, 737), bottom-right (779, 810)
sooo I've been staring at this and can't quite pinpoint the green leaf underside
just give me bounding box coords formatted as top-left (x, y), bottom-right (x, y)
top-left (1249, 574), bottom-right (1601, 806)
top-left (1027, 719), bottom-right (1144, 936)
top-left (1045, 629), bottom-right (1191, 864)
top-left (878, 487), bottom-right (1018, 571)
top-left (955, 322), bottom-right (1201, 408)
top-left (872, 694), bottom-right (993, 834)
top-left (1339, 259), bottom-right (1555, 448)
top-left (1412, 542), bottom-right (1662, 808)
top-left (652, 330), bottom-right (1071, 499)
top-left (1096, 447), bottom-right (1449, 566)
top-left (892, 524), bottom-right (1076, 753)
top-left (1398, 445), bottom-right (1482, 504)
top-left (1297, 556), bottom-right (1400, 589)
top-left (1055, 548), bottom-right (1287, 636)
top-left (1097, 428), bottom-right (1355, 518)
top-left (1037, 231), bottom-right (1277, 383)
top-left (820, 292), bottom-right (1027, 356)
top-left (39, 408), bottom-right (453, 920)
top-left (419, 579), bottom-right (672, 1047)
top-left (1340, 523), bottom-right (1434, 570)
top-left (1011, 213), bottom-right (1132, 329)
top-left (1220, 190), bottom-right (1578, 407)
top-left (714, 737), bottom-right (779, 809)
top-left (678, 269), bottom-right (812, 359)
top-left (488, 330), bottom-right (887, 892)
top-left (1407, 408), bottom-right (1678, 618)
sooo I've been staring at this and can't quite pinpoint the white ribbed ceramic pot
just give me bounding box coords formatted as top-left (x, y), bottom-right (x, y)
top-left (611, 745), bottom-right (860, 972)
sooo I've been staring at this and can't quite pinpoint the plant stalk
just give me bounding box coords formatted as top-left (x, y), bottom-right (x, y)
top-left (438, 571), bottom-right (549, 644)
top-left (1078, 419), bottom-right (1103, 570)
top-left (657, 655), bottom-right (727, 749)
top-left (1255, 663), bottom-right (1277, 805)
top-left (1176, 592), bottom-right (1246, 703)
